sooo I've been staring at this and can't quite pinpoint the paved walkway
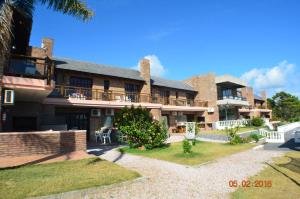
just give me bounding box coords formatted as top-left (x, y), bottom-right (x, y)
top-left (57, 146), bottom-right (283, 199)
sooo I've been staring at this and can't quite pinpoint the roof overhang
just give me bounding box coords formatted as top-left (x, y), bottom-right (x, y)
top-left (216, 75), bottom-right (247, 88)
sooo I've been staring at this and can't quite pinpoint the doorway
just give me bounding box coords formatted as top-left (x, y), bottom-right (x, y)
top-left (56, 108), bottom-right (90, 141)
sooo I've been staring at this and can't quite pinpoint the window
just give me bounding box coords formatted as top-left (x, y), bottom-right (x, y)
top-left (176, 91), bottom-right (179, 99)
top-left (104, 80), bottom-right (110, 90)
top-left (69, 76), bottom-right (92, 88)
top-left (222, 89), bottom-right (232, 97)
top-left (125, 83), bottom-right (139, 92)
top-left (125, 83), bottom-right (139, 102)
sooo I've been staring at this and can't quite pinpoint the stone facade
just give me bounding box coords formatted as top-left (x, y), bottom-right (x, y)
top-left (185, 73), bottom-right (219, 127)
top-left (139, 59), bottom-right (151, 96)
top-left (241, 87), bottom-right (254, 108)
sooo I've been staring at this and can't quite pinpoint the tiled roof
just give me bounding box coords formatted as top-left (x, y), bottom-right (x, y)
top-left (54, 57), bottom-right (196, 92)
top-left (151, 76), bottom-right (196, 92)
top-left (54, 57), bottom-right (144, 81)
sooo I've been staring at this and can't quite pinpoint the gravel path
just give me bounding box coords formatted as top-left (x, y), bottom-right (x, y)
top-left (79, 147), bottom-right (283, 199)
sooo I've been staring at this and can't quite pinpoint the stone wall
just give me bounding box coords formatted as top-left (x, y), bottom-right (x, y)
top-left (184, 73), bottom-right (219, 125)
top-left (241, 87), bottom-right (254, 108)
top-left (0, 130), bottom-right (86, 157)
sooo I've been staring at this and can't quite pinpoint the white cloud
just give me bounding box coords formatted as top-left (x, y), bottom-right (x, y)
top-left (241, 60), bottom-right (298, 97)
top-left (134, 54), bottom-right (167, 77)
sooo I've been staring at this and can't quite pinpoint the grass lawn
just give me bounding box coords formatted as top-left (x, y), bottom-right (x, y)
top-left (0, 158), bottom-right (140, 199)
top-left (201, 127), bottom-right (259, 135)
top-left (122, 141), bottom-right (254, 165)
top-left (232, 152), bottom-right (300, 199)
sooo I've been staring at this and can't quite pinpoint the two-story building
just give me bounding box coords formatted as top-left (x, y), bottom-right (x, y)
top-left (2, 31), bottom-right (272, 140)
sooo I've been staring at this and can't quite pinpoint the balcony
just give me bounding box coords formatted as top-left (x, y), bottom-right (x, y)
top-left (50, 85), bottom-right (208, 107)
top-left (217, 95), bottom-right (249, 106)
top-left (4, 54), bottom-right (53, 85)
top-left (2, 54), bottom-right (54, 102)
top-left (50, 85), bottom-right (150, 103)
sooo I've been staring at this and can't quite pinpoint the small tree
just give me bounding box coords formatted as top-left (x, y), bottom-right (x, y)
top-left (182, 139), bottom-right (192, 153)
top-left (251, 117), bottom-right (264, 127)
top-left (114, 105), bottom-right (167, 149)
top-left (226, 126), bottom-right (241, 145)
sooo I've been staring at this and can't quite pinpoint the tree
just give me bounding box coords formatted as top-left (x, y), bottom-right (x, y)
top-left (269, 92), bottom-right (300, 121)
top-left (0, 0), bottom-right (93, 130)
top-left (114, 106), bottom-right (168, 149)
top-left (0, 0), bottom-right (93, 59)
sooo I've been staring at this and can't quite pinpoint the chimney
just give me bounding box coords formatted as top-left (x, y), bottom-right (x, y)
top-left (260, 91), bottom-right (267, 108)
top-left (260, 91), bottom-right (267, 101)
top-left (41, 38), bottom-right (54, 57)
top-left (139, 58), bottom-right (151, 97)
top-left (241, 87), bottom-right (254, 108)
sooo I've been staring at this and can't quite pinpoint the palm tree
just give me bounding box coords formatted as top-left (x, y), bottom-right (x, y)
top-left (0, 0), bottom-right (93, 131)
top-left (0, 0), bottom-right (93, 58)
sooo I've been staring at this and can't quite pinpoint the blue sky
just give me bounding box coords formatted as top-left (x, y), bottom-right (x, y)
top-left (30, 0), bottom-right (300, 97)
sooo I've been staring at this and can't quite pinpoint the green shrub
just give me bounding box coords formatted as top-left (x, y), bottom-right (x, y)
top-left (182, 139), bottom-right (192, 153)
top-left (114, 105), bottom-right (168, 149)
top-left (192, 139), bottom-right (196, 146)
top-left (226, 126), bottom-right (250, 144)
top-left (251, 117), bottom-right (264, 127)
top-left (249, 134), bottom-right (264, 143)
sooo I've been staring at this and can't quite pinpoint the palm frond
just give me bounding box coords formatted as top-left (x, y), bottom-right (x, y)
top-left (0, 2), bottom-right (13, 57)
top-left (40, 0), bottom-right (94, 21)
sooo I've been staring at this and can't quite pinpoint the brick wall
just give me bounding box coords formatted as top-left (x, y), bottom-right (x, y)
top-left (0, 130), bottom-right (86, 157)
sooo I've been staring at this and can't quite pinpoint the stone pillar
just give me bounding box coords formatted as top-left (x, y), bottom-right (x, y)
top-left (139, 59), bottom-right (151, 102)
top-left (241, 87), bottom-right (254, 108)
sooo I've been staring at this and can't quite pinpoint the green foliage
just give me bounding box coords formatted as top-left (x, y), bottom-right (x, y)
top-left (226, 126), bottom-right (250, 144)
top-left (249, 134), bottom-right (264, 143)
top-left (182, 139), bottom-right (192, 153)
top-left (114, 105), bottom-right (167, 149)
top-left (194, 122), bottom-right (201, 135)
top-left (251, 117), bottom-right (264, 127)
top-left (192, 139), bottom-right (197, 146)
top-left (268, 92), bottom-right (300, 121)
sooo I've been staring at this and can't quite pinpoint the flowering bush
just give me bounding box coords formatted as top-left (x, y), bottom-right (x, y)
top-left (114, 105), bottom-right (167, 149)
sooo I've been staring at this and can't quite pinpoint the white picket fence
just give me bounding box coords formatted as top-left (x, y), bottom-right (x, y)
top-left (258, 129), bottom-right (285, 143)
top-left (213, 119), bottom-right (250, 130)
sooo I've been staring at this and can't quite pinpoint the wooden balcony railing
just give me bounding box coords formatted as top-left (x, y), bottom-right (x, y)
top-left (51, 85), bottom-right (209, 107)
top-left (50, 85), bottom-right (151, 103)
top-left (4, 54), bottom-right (54, 85)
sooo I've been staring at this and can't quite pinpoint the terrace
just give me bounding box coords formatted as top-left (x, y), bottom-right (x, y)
top-left (50, 85), bottom-right (208, 107)
top-left (4, 54), bottom-right (53, 85)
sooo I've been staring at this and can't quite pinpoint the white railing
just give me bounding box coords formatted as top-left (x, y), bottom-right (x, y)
top-left (259, 129), bottom-right (285, 143)
top-left (277, 122), bottom-right (300, 133)
top-left (213, 119), bottom-right (250, 130)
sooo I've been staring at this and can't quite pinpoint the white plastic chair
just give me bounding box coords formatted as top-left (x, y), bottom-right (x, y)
top-left (95, 127), bottom-right (106, 143)
top-left (102, 128), bottom-right (112, 144)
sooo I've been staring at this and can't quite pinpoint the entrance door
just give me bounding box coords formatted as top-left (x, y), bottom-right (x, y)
top-left (56, 108), bottom-right (90, 141)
